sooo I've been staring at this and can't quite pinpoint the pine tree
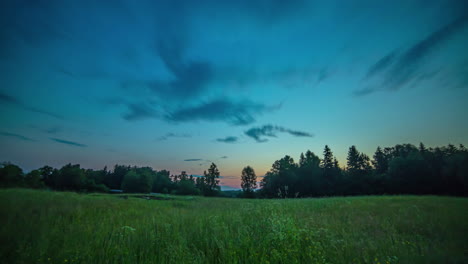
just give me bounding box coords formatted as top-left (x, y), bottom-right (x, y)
top-left (372, 146), bottom-right (387, 174)
top-left (347, 146), bottom-right (360, 173)
top-left (322, 145), bottom-right (334, 170)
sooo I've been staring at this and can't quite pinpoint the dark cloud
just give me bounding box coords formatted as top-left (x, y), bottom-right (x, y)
top-left (385, 15), bottom-right (468, 90)
top-left (0, 91), bottom-right (64, 119)
top-left (45, 127), bottom-right (62, 134)
top-left (0, 92), bottom-right (20, 104)
top-left (106, 96), bottom-right (277, 125)
top-left (166, 98), bottom-right (277, 125)
top-left (220, 156), bottom-right (228, 159)
top-left (157, 132), bottom-right (192, 141)
top-left (216, 136), bottom-right (239, 143)
top-left (122, 103), bottom-right (159, 121)
top-left (364, 51), bottom-right (397, 80)
top-left (245, 124), bottom-right (314, 143)
top-left (23, 106), bottom-right (64, 120)
top-left (184, 159), bottom-right (203, 162)
top-left (361, 14), bottom-right (468, 95)
top-left (139, 33), bottom-right (214, 101)
top-left (353, 87), bottom-right (377, 97)
top-left (114, 0), bottom-right (310, 107)
top-left (0, 131), bottom-right (35, 142)
top-left (50, 138), bottom-right (87, 147)
top-left (0, 0), bottom-right (71, 54)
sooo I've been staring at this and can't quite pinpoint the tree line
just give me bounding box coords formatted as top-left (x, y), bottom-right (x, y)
top-left (0, 161), bottom-right (223, 196)
top-left (1, 143), bottom-right (467, 197)
top-left (258, 143), bottom-right (467, 198)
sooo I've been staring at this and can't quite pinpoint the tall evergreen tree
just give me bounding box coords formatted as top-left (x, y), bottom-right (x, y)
top-left (347, 146), bottom-right (361, 173)
top-left (322, 145), bottom-right (335, 183)
top-left (322, 145), bottom-right (334, 170)
top-left (372, 146), bottom-right (388, 174)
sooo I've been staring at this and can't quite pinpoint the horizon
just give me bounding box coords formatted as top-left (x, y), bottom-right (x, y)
top-left (1, 0), bottom-right (468, 190)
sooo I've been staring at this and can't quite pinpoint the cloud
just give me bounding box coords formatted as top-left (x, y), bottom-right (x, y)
top-left (50, 137), bottom-right (87, 147)
top-left (45, 127), bottom-right (62, 134)
top-left (145, 34), bottom-right (214, 101)
top-left (184, 159), bottom-right (203, 162)
top-left (0, 92), bottom-right (20, 104)
top-left (24, 106), bottom-right (64, 120)
top-left (110, 96), bottom-right (277, 125)
top-left (352, 87), bottom-right (377, 97)
top-left (0, 91), bottom-right (64, 119)
top-left (220, 156), bottom-right (228, 159)
top-left (0, 131), bottom-right (35, 142)
top-left (360, 15), bottom-right (468, 95)
top-left (157, 132), bottom-right (192, 141)
top-left (122, 103), bottom-right (159, 121)
top-left (245, 124), bottom-right (314, 143)
top-left (166, 98), bottom-right (277, 125)
top-left (386, 16), bottom-right (468, 90)
top-left (364, 51), bottom-right (397, 80)
top-left (0, 0), bottom-right (73, 62)
top-left (216, 136), bottom-right (239, 143)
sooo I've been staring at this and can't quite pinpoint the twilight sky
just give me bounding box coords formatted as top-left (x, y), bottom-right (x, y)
top-left (1, 0), bottom-right (468, 189)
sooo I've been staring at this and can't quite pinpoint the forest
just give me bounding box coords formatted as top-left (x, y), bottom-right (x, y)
top-left (1, 143), bottom-right (467, 198)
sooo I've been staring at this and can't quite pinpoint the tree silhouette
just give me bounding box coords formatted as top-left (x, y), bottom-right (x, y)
top-left (372, 146), bottom-right (388, 174)
top-left (241, 166), bottom-right (257, 197)
top-left (202, 163), bottom-right (220, 196)
top-left (1, 142), bottom-right (467, 197)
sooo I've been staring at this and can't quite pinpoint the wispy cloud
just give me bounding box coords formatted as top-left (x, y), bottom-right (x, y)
top-left (0, 92), bottom-right (20, 104)
top-left (0, 131), bottom-right (35, 142)
top-left (107, 96), bottom-right (277, 126)
top-left (166, 98), bottom-right (278, 126)
top-left (50, 137), bottom-right (87, 147)
top-left (359, 14), bottom-right (468, 95)
top-left (44, 127), bottom-right (62, 134)
top-left (147, 35), bottom-right (214, 101)
top-left (184, 158), bottom-right (203, 162)
top-left (220, 156), bottom-right (228, 159)
top-left (364, 51), bottom-right (397, 80)
top-left (122, 103), bottom-right (159, 121)
top-left (216, 136), bottom-right (239, 143)
top-left (245, 124), bottom-right (314, 143)
top-left (24, 106), bottom-right (64, 120)
top-left (157, 133), bottom-right (192, 141)
top-left (0, 91), bottom-right (64, 120)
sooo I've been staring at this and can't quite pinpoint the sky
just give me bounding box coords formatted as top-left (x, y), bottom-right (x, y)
top-left (1, 0), bottom-right (468, 189)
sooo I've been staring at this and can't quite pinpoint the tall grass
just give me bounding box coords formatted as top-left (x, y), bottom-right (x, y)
top-left (0, 189), bottom-right (467, 263)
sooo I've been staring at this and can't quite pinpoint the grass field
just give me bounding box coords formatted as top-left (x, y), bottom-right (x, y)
top-left (0, 189), bottom-right (467, 264)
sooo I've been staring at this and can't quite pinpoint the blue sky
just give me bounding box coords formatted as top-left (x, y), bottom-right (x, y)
top-left (1, 0), bottom-right (467, 189)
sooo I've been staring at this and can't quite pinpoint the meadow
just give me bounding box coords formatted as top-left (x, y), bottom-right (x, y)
top-left (0, 189), bottom-right (467, 264)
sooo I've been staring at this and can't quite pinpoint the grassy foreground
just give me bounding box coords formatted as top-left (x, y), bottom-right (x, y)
top-left (0, 189), bottom-right (467, 264)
